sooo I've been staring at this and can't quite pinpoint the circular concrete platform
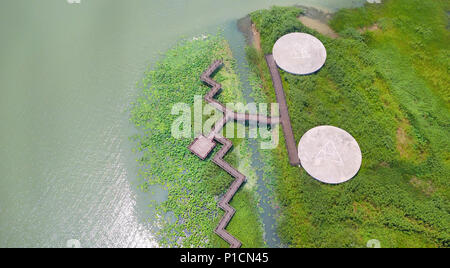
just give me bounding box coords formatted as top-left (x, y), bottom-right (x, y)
top-left (273, 32), bottom-right (327, 75)
top-left (298, 126), bottom-right (362, 184)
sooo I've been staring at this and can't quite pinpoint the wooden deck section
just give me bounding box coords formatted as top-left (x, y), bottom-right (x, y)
top-left (188, 60), bottom-right (280, 248)
top-left (265, 54), bottom-right (301, 166)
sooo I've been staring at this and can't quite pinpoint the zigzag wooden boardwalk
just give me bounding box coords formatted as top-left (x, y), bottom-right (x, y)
top-left (188, 60), bottom-right (279, 248)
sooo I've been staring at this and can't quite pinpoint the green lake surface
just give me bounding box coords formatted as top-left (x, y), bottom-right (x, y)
top-left (0, 0), bottom-right (364, 247)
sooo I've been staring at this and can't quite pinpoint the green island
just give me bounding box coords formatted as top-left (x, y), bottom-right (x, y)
top-left (132, 0), bottom-right (449, 248)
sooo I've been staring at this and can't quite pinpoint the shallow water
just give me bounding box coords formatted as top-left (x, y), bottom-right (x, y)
top-left (0, 0), bottom-right (364, 247)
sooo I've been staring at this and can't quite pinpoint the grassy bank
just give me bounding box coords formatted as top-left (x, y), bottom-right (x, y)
top-left (131, 35), bottom-right (264, 247)
top-left (248, 1), bottom-right (449, 247)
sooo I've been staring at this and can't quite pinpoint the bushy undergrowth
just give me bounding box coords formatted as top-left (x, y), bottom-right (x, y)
top-left (249, 2), bottom-right (449, 247)
top-left (131, 35), bottom-right (264, 247)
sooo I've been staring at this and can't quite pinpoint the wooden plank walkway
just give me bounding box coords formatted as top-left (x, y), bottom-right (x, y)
top-left (188, 60), bottom-right (280, 248)
top-left (265, 54), bottom-right (301, 166)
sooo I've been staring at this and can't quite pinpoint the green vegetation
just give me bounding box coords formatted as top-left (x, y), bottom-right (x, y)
top-left (131, 35), bottom-right (264, 247)
top-left (249, 1), bottom-right (449, 247)
top-left (131, 1), bottom-right (449, 248)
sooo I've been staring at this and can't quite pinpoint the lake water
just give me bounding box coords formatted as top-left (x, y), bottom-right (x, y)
top-left (0, 0), bottom-right (364, 247)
